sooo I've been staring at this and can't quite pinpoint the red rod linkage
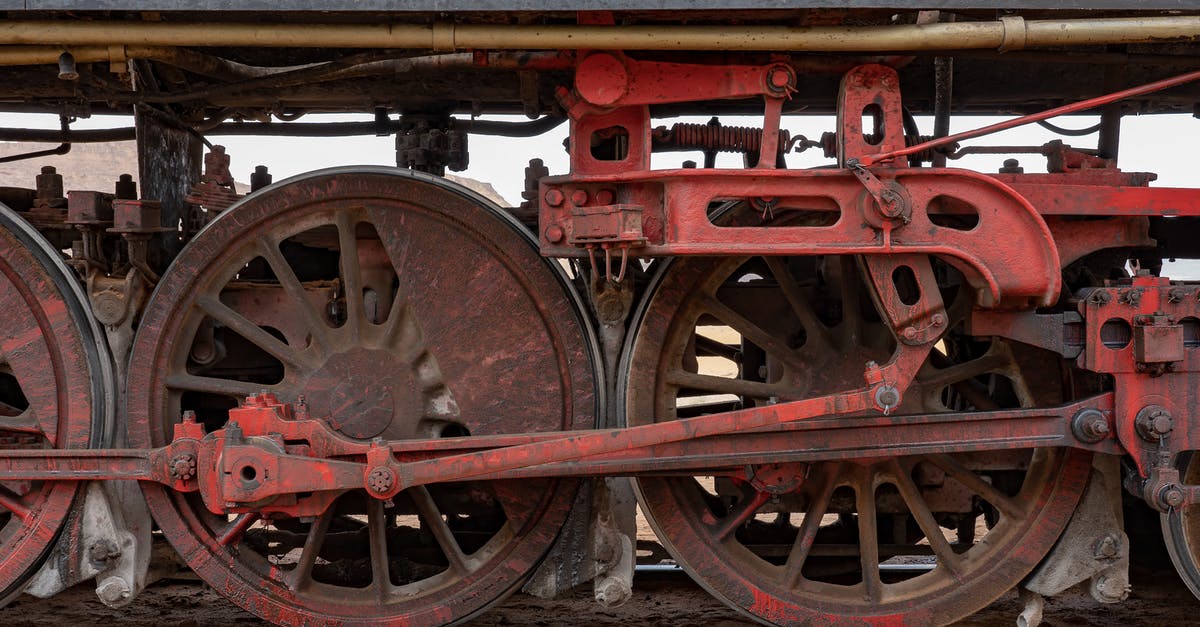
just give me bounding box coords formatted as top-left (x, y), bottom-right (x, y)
top-left (856, 67), bottom-right (1200, 167)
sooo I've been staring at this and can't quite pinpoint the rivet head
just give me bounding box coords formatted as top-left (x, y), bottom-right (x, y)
top-left (543, 189), bottom-right (564, 207)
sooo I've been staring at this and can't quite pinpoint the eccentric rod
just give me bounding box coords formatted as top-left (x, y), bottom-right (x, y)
top-left (0, 16), bottom-right (1196, 51)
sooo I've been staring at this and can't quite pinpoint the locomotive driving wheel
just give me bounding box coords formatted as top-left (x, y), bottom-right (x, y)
top-left (0, 205), bottom-right (111, 603)
top-left (623, 249), bottom-right (1091, 626)
top-left (126, 168), bottom-right (601, 625)
top-left (1161, 453), bottom-right (1200, 601)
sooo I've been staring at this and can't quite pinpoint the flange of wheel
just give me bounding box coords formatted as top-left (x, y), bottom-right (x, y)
top-left (622, 249), bottom-right (1090, 626)
top-left (1161, 452), bottom-right (1200, 601)
top-left (125, 167), bottom-right (601, 626)
top-left (0, 204), bottom-right (111, 604)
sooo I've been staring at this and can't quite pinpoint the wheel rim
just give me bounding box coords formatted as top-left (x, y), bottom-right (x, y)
top-left (0, 204), bottom-right (109, 602)
top-left (127, 168), bottom-right (601, 625)
top-left (1162, 453), bottom-right (1200, 600)
top-left (623, 251), bottom-right (1090, 626)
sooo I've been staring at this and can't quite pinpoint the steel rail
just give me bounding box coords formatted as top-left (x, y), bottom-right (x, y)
top-left (0, 16), bottom-right (1196, 52)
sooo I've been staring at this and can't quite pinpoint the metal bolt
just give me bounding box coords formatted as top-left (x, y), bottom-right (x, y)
top-left (182, 410), bottom-right (197, 423)
top-left (1090, 574), bottom-right (1130, 604)
top-left (682, 160), bottom-right (697, 169)
top-left (901, 326), bottom-right (919, 341)
top-left (1135, 405), bottom-right (1173, 442)
top-left (95, 576), bottom-right (133, 607)
top-left (874, 385), bottom-right (901, 410)
top-left (1119, 289), bottom-right (1141, 306)
top-left (931, 313), bottom-right (946, 327)
top-left (544, 224), bottom-right (565, 244)
top-left (88, 539), bottom-right (120, 567)
top-left (367, 467), bottom-right (395, 494)
top-left (1072, 408), bottom-right (1111, 443)
top-left (170, 453), bottom-right (197, 482)
top-left (998, 158), bottom-right (1024, 174)
top-left (1089, 290), bottom-right (1112, 306)
top-left (570, 189), bottom-right (589, 206)
top-left (1094, 534), bottom-right (1120, 558)
top-left (543, 188), bottom-right (564, 207)
top-left (595, 189), bottom-right (615, 205)
top-left (769, 67), bottom-right (791, 89)
top-left (1160, 484), bottom-right (1186, 509)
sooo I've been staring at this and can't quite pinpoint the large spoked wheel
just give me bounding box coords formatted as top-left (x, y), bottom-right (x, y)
top-left (0, 205), bottom-right (111, 603)
top-left (126, 168), bottom-right (601, 625)
top-left (623, 251), bottom-right (1090, 626)
top-left (1162, 453), bottom-right (1200, 599)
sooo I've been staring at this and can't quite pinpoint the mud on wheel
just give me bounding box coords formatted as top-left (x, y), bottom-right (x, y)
top-left (623, 249), bottom-right (1091, 626)
top-left (125, 168), bottom-right (601, 625)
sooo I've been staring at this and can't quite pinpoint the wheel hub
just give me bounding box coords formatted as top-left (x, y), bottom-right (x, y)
top-left (303, 348), bottom-right (419, 439)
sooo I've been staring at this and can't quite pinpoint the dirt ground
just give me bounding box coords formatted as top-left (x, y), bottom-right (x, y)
top-left (4, 567), bottom-right (1197, 627)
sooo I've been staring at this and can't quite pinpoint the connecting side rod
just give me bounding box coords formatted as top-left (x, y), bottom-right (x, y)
top-left (0, 392), bottom-right (1119, 487)
top-left (857, 67), bottom-right (1200, 167)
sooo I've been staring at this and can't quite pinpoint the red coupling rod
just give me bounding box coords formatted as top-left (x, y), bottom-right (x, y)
top-left (856, 67), bottom-right (1200, 167)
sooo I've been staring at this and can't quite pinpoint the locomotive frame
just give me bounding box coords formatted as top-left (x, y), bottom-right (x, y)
top-left (0, 3), bottom-right (1196, 626)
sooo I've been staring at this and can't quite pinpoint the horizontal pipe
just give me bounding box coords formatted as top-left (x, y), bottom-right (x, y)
top-left (0, 116), bottom-right (566, 142)
top-left (0, 16), bottom-right (1194, 52)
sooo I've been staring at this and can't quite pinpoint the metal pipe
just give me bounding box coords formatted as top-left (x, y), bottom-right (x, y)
top-left (0, 116), bottom-right (565, 142)
top-left (931, 56), bottom-right (952, 167)
top-left (0, 16), bottom-right (1194, 52)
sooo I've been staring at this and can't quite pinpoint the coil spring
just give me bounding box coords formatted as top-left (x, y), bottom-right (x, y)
top-left (655, 122), bottom-right (791, 155)
top-left (818, 132), bottom-right (949, 163)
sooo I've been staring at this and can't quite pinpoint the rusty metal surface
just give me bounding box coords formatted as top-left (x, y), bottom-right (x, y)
top-left (123, 168), bottom-right (602, 624)
top-left (0, 204), bottom-right (109, 604)
top-left (623, 245), bottom-right (1093, 625)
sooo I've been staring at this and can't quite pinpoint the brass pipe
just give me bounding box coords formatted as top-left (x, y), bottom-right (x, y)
top-left (0, 15), bottom-right (1194, 52)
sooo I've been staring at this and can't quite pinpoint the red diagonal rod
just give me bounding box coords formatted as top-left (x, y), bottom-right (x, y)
top-left (857, 67), bottom-right (1200, 167)
top-left (395, 387), bottom-right (874, 491)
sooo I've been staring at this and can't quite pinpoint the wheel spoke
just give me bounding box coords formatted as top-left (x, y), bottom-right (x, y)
top-left (837, 256), bottom-right (864, 346)
top-left (923, 454), bottom-right (1022, 519)
top-left (336, 211), bottom-right (364, 336)
top-left (410, 486), bottom-right (471, 573)
top-left (886, 460), bottom-right (964, 576)
top-left (165, 373), bottom-right (269, 399)
top-left (665, 369), bottom-right (790, 399)
top-left (254, 236), bottom-right (332, 355)
top-left (783, 462), bottom-right (840, 586)
top-left (693, 334), bottom-right (741, 361)
top-left (286, 508), bottom-right (334, 591)
top-left (920, 352), bottom-right (1010, 388)
top-left (763, 257), bottom-right (833, 350)
top-left (856, 480), bottom-right (883, 603)
top-left (714, 489), bottom-right (770, 541)
top-left (366, 498), bottom-right (392, 598)
top-left (195, 294), bottom-right (313, 371)
top-left (700, 296), bottom-right (808, 374)
top-left (216, 512), bottom-right (260, 547)
top-left (0, 410), bottom-right (45, 437)
top-left (0, 487), bottom-right (32, 523)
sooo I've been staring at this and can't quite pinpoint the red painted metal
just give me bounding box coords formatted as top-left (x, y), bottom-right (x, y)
top-left (541, 167), bottom-right (1063, 307)
top-left (0, 208), bottom-right (102, 602)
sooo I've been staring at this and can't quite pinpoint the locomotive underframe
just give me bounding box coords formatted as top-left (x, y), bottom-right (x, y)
top-left (0, 6), bottom-right (1197, 626)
